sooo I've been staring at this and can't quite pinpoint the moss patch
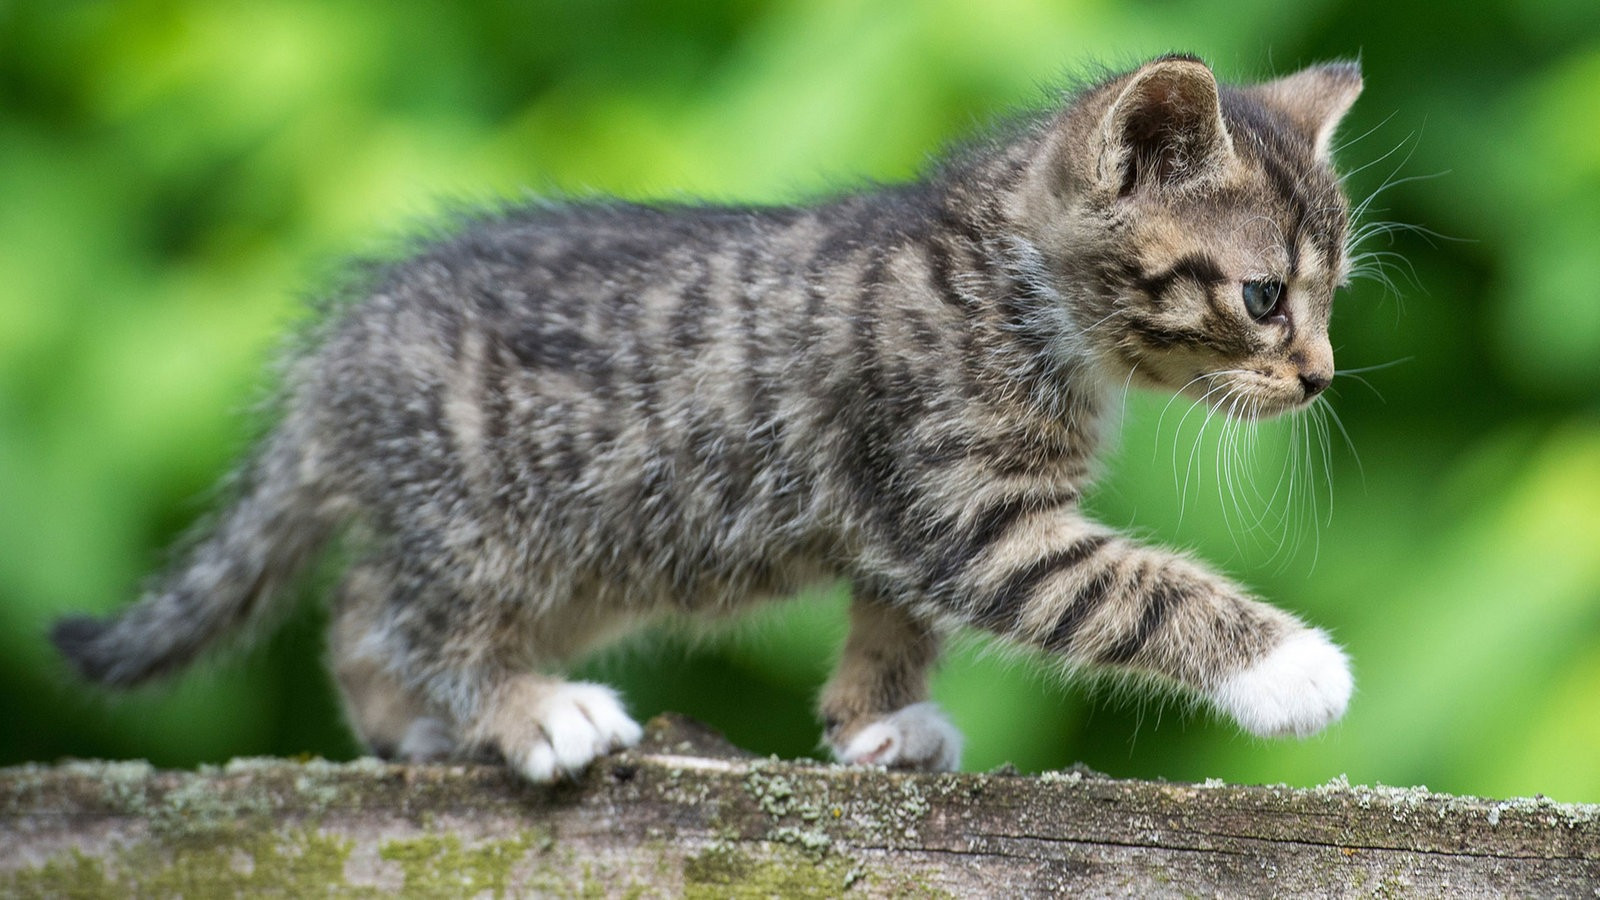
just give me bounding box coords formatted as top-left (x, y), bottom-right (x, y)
top-left (682, 841), bottom-right (878, 899)
top-left (2, 828), bottom-right (357, 898)
top-left (377, 830), bottom-right (548, 897)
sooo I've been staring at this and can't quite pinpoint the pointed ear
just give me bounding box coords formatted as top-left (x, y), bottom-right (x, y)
top-left (1253, 61), bottom-right (1363, 159)
top-left (1097, 55), bottom-right (1235, 197)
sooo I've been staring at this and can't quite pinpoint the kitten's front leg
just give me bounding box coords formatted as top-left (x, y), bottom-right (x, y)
top-left (936, 509), bottom-right (1351, 737)
top-left (820, 588), bottom-right (962, 772)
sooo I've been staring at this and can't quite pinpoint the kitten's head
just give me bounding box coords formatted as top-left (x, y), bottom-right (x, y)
top-left (1018, 55), bottom-right (1362, 419)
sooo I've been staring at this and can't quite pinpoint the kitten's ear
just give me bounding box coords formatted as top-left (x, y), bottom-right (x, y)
top-left (1253, 62), bottom-right (1363, 159)
top-left (1097, 55), bottom-right (1235, 197)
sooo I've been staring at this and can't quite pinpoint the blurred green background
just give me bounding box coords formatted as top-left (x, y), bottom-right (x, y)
top-left (4, 0), bottom-right (1600, 803)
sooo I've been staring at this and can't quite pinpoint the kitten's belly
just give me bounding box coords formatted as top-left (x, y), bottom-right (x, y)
top-left (493, 544), bottom-right (840, 663)
top-left (467, 516), bottom-right (840, 608)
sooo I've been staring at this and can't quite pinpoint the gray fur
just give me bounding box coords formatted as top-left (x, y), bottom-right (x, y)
top-left (55, 56), bottom-right (1364, 777)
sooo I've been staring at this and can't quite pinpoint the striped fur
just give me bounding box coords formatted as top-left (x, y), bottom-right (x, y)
top-left (53, 56), bottom-right (1363, 779)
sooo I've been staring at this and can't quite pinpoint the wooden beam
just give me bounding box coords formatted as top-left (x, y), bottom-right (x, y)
top-left (4, 715), bottom-right (1597, 896)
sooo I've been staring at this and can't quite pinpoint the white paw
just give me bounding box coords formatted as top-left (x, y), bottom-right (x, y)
top-left (397, 716), bottom-right (457, 762)
top-left (508, 683), bottom-right (644, 782)
top-left (1210, 629), bottom-right (1352, 738)
top-left (833, 702), bottom-right (963, 772)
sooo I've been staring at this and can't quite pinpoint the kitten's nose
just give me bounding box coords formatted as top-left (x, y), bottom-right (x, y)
top-left (1299, 370), bottom-right (1331, 398)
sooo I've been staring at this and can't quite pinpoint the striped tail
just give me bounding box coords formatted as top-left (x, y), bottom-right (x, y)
top-left (51, 427), bottom-right (336, 687)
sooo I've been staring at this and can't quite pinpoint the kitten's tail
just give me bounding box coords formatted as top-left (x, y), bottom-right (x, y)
top-left (51, 418), bottom-right (337, 687)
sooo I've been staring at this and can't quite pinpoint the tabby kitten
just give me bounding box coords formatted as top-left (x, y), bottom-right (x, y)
top-left (54, 55), bottom-right (1362, 780)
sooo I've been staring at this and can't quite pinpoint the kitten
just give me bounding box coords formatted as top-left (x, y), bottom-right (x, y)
top-left (53, 55), bottom-right (1362, 780)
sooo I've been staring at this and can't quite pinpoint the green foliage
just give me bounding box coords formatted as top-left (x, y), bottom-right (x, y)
top-left (4, 0), bottom-right (1598, 801)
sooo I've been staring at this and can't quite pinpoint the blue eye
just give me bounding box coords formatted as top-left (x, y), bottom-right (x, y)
top-left (1241, 280), bottom-right (1285, 321)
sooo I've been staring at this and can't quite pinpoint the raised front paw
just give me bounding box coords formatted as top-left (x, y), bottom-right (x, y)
top-left (830, 702), bottom-right (963, 772)
top-left (1209, 628), bottom-right (1353, 738)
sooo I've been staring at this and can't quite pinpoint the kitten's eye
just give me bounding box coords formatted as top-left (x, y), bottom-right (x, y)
top-left (1241, 280), bottom-right (1286, 321)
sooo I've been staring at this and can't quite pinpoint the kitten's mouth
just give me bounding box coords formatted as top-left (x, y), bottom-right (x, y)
top-left (1183, 372), bottom-right (1305, 421)
top-left (1116, 351), bottom-right (1310, 421)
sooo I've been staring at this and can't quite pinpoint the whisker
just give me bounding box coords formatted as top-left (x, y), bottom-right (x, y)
top-left (1300, 407), bottom-right (1323, 570)
top-left (1162, 373), bottom-right (1244, 467)
top-left (1321, 400), bottom-right (1365, 490)
top-left (1269, 412), bottom-right (1303, 573)
top-left (1334, 356), bottom-right (1414, 376)
top-left (1331, 109), bottom-right (1401, 157)
top-left (1316, 402), bottom-right (1336, 525)
top-left (1340, 127), bottom-right (1419, 185)
top-left (1179, 381), bottom-right (1242, 528)
top-left (1150, 369), bottom-right (1358, 571)
top-left (1218, 391), bottom-right (1247, 553)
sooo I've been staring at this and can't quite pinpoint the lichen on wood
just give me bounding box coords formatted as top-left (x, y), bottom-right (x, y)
top-left (3, 715), bottom-right (1597, 897)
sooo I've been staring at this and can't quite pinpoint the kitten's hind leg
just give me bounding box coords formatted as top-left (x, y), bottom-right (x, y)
top-left (820, 587), bottom-right (962, 772)
top-left (331, 561), bottom-right (459, 762)
top-left (334, 549), bottom-right (643, 780)
top-left (337, 653), bottom-right (459, 762)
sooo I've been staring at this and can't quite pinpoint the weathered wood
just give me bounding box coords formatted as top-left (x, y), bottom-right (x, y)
top-left (3, 715), bottom-right (1597, 898)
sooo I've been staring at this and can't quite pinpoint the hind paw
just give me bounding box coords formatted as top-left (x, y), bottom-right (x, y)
top-left (486, 681), bottom-right (643, 782)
